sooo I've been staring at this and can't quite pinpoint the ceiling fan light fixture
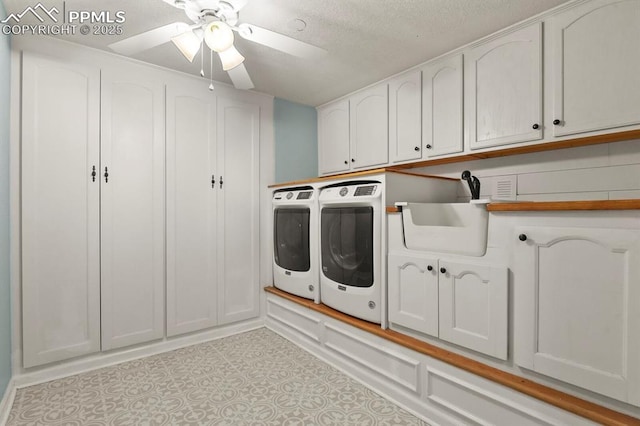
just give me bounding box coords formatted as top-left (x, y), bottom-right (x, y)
top-left (171, 28), bottom-right (203, 62)
top-left (217, 45), bottom-right (245, 71)
top-left (204, 21), bottom-right (235, 52)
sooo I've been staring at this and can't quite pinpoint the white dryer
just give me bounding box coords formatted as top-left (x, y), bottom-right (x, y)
top-left (272, 186), bottom-right (319, 302)
top-left (319, 180), bottom-right (382, 323)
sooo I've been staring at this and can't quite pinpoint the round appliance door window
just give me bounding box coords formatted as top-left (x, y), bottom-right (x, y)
top-left (274, 208), bottom-right (311, 272)
top-left (321, 207), bottom-right (373, 287)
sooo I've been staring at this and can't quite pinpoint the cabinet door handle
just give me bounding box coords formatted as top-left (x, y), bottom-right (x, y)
top-left (220, 176), bottom-right (223, 189)
top-left (427, 265), bottom-right (433, 271)
top-left (414, 146), bottom-right (420, 151)
top-left (440, 267), bottom-right (447, 274)
top-left (426, 144), bottom-right (432, 149)
top-left (344, 160), bottom-right (348, 165)
top-left (211, 175), bottom-right (216, 188)
top-left (532, 123), bottom-right (539, 130)
top-left (91, 166), bottom-right (96, 182)
top-left (104, 167), bottom-right (109, 183)
top-left (553, 119), bottom-right (561, 125)
top-left (351, 158), bottom-right (355, 163)
top-left (519, 234), bottom-right (528, 242)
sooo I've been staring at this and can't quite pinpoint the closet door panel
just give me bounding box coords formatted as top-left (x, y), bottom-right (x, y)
top-left (100, 66), bottom-right (165, 350)
top-left (21, 53), bottom-right (101, 367)
top-left (166, 81), bottom-right (218, 337)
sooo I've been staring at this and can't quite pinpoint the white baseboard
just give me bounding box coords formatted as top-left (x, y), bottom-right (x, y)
top-left (13, 318), bottom-right (264, 389)
top-left (0, 379), bottom-right (16, 426)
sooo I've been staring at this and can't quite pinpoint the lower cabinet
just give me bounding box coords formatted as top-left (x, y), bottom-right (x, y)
top-left (388, 254), bottom-right (508, 360)
top-left (514, 225), bottom-right (640, 406)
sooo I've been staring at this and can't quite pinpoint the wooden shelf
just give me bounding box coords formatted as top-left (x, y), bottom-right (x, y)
top-left (488, 199), bottom-right (640, 211)
top-left (269, 129), bottom-right (640, 190)
top-left (264, 286), bottom-right (640, 426)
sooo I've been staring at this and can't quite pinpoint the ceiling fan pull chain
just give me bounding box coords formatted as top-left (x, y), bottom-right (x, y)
top-left (209, 48), bottom-right (214, 91)
top-left (199, 39), bottom-right (205, 77)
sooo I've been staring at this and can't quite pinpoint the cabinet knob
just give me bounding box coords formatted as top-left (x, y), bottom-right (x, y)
top-left (553, 119), bottom-right (561, 125)
top-left (532, 123), bottom-right (539, 130)
top-left (426, 144), bottom-right (432, 149)
top-left (344, 160), bottom-right (348, 165)
top-left (519, 234), bottom-right (528, 242)
top-left (427, 265), bottom-right (433, 271)
top-left (414, 146), bottom-right (420, 151)
top-left (351, 158), bottom-right (355, 163)
top-left (440, 267), bottom-right (447, 274)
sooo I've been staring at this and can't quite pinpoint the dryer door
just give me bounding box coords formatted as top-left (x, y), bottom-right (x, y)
top-left (274, 208), bottom-right (311, 272)
top-left (321, 207), bottom-right (373, 287)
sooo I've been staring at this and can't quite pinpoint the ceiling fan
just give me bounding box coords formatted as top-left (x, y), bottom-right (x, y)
top-left (108, 0), bottom-right (327, 90)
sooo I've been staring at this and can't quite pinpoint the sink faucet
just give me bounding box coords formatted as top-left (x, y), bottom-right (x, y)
top-left (461, 170), bottom-right (481, 200)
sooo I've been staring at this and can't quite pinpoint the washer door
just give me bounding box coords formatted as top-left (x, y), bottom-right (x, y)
top-left (321, 207), bottom-right (373, 287)
top-left (274, 208), bottom-right (311, 272)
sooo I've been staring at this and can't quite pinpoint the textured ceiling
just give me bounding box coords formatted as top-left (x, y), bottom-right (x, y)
top-left (2, 0), bottom-right (568, 106)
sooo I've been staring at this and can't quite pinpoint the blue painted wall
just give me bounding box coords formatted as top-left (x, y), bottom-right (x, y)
top-left (274, 98), bottom-right (318, 183)
top-left (0, 2), bottom-right (12, 400)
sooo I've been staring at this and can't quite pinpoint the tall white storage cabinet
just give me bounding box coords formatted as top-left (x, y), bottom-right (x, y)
top-left (166, 80), bottom-right (218, 337)
top-left (22, 54), bottom-right (166, 366)
top-left (166, 86), bottom-right (260, 335)
top-left (216, 97), bottom-right (260, 325)
top-left (100, 65), bottom-right (165, 351)
top-left (21, 53), bottom-right (101, 367)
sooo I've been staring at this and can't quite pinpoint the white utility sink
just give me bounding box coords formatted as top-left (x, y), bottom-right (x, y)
top-left (396, 201), bottom-right (489, 256)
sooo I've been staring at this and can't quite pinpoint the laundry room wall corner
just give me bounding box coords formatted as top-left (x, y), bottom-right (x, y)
top-left (274, 98), bottom-right (317, 183)
top-left (0, 1), bottom-right (13, 401)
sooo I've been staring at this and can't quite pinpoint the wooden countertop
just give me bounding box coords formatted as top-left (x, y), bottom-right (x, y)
top-left (268, 168), bottom-right (456, 189)
top-left (264, 286), bottom-right (640, 426)
top-left (487, 199), bottom-right (640, 211)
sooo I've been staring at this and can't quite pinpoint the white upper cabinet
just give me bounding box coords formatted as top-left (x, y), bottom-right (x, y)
top-left (217, 97), bottom-right (261, 325)
top-left (21, 53), bottom-right (101, 368)
top-left (166, 80), bottom-right (218, 337)
top-left (422, 54), bottom-right (464, 158)
top-left (466, 23), bottom-right (542, 149)
top-left (549, 0), bottom-right (640, 137)
top-left (389, 71), bottom-right (422, 163)
top-left (388, 254), bottom-right (439, 336)
top-left (350, 83), bottom-right (389, 169)
top-left (438, 260), bottom-right (508, 360)
top-left (514, 226), bottom-right (640, 406)
top-left (318, 100), bottom-right (350, 175)
top-left (100, 65), bottom-right (166, 351)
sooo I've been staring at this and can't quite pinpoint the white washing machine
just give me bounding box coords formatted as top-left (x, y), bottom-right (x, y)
top-left (272, 186), bottom-right (319, 302)
top-left (319, 180), bottom-right (382, 323)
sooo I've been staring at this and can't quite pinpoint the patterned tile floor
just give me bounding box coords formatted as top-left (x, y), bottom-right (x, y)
top-left (7, 328), bottom-right (429, 425)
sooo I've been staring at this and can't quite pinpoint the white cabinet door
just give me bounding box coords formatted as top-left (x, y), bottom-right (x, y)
top-left (514, 226), bottom-right (640, 406)
top-left (217, 97), bottom-right (260, 325)
top-left (21, 53), bottom-right (101, 367)
top-left (350, 84), bottom-right (389, 169)
top-left (422, 54), bottom-right (463, 157)
top-left (438, 261), bottom-right (508, 360)
top-left (318, 100), bottom-right (350, 175)
top-left (389, 71), bottom-right (422, 163)
top-left (388, 254), bottom-right (439, 336)
top-left (467, 23), bottom-right (542, 149)
top-left (100, 65), bottom-right (165, 350)
top-left (166, 81), bottom-right (218, 337)
top-left (550, 0), bottom-right (640, 137)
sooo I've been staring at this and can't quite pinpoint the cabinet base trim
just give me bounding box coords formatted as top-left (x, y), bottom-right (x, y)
top-left (13, 318), bottom-right (263, 389)
top-left (264, 286), bottom-right (639, 425)
top-left (0, 379), bottom-right (16, 426)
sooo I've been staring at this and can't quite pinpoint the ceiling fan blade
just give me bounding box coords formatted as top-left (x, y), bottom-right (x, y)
top-left (227, 63), bottom-right (254, 90)
top-left (109, 22), bottom-right (191, 56)
top-left (237, 24), bottom-right (327, 59)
